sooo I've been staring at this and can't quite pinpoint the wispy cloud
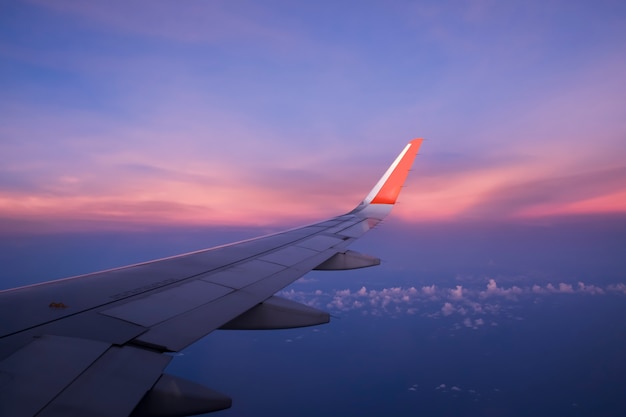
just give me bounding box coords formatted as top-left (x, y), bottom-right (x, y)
top-left (608, 283), bottom-right (626, 295)
top-left (2, 1), bottom-right (625, 231)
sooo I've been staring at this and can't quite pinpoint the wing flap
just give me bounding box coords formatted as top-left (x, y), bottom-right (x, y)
top-left (294, 235), bottom-right (345, 251)
top-left (134, 289), bottom-right (259, 351)
top-left (0, 335), bottom-right (174, 417)
top-left (37, 345), bottom-right (170, 417)
top-left (0, 335), bottom-right (111, 417)
top-left (133, 247), bottom-right (337, 351)
top-left (100, 281), bottom-right (234, 327)
top-left (202, 260), bottom-right (285, 289)
top-left (258, 245), bottom-right (320, 267)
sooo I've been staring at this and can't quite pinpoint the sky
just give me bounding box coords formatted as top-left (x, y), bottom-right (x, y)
top-left (2, 1), bottom-right (626, 416)
top-left (1, 0), bottom-right (626, 232)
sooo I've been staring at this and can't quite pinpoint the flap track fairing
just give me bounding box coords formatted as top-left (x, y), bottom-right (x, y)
top-left (314, 250), bottom-right (381, 270)
top-left (219, 296), bottom-right (329, 330)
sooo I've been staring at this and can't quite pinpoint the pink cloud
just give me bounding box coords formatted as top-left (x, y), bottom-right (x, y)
top-left (449, 285), bottom-right (464, 300)
top-left (0, 99), bottom-right (386, 231)
top-left (532, 284), bottom-right (546, 294)
top-left (1, 1), bottom-right (624, 233)
top-left (577, 282), bottom-right (604, 295)
top-left (441, 302), bottom-right (455, 316)
top-left (387, 52), bottom-right (626, 223)
top-left (422, 285), bottom-right (437, 296)
top-left (536, 283), bottom-right (582, 294)
top-left (480, 279), bottom-right (523, 299)
top-left (282, 278), bottom-right (626, 319)
top-left (608, 283), bottom-right (626, 295)
top-left (3, 84), bottom-right (626, 231)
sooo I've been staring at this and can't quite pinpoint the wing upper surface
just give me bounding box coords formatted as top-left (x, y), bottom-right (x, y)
top-left (0, 139), bottom-right (423, 417)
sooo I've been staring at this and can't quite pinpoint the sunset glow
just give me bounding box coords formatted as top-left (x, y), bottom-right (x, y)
top-left (1, 1), bottom-right (625, 233)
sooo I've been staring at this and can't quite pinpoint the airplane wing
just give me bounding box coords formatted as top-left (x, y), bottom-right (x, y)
top-left (0, 138), bottom-right (423, 417)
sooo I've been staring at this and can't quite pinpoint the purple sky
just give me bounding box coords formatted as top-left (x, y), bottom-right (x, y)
top-left (2, 5), bottom-right (626, 415)
top-left (1, 1), bottom-right (626, 233)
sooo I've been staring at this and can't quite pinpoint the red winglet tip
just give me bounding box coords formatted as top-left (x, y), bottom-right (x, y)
top-left (369, 139), bottom-right (422, 205)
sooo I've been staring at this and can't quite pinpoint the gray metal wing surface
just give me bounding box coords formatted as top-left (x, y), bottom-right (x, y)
top-left (0, 139), bottom-right (423, 417)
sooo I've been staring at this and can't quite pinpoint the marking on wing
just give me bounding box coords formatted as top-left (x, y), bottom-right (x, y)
top-left (48, 302), bottom-right (69, 309)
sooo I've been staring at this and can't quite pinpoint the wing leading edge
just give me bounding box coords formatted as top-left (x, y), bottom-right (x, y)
top-left (0, 138), bottom-right (423, 417)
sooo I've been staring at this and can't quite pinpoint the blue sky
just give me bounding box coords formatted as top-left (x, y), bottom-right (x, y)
top-left (2, 2), bottom-right (626, 415)
top-left (1, 0), bottom-right (626, 232)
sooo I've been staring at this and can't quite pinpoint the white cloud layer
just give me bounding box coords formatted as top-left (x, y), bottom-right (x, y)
top-left (282, 277), bottom-right (626, 324)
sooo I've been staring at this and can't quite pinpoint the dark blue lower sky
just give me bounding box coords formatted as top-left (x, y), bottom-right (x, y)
top-left (1, 215), bottom-right (625, 416)
top-left (173, 294), bottom-right (626, 417)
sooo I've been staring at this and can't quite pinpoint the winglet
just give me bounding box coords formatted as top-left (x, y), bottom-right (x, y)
top-left (353, 138), bottom-right (423, 215)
